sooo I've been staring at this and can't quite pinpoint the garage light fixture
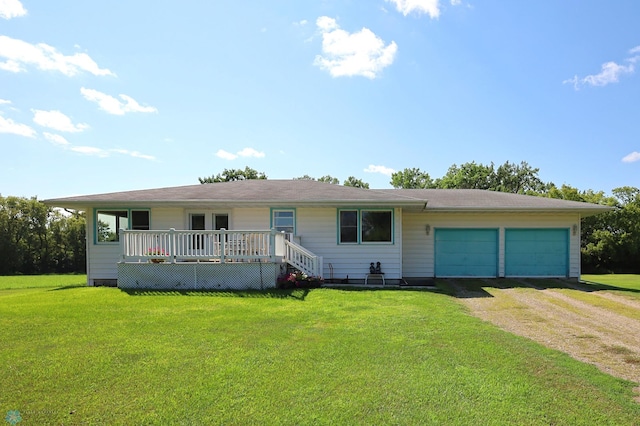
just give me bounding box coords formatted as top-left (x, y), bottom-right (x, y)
top-left (572, 224), bottom-right (578, 236)
top-left (425, 224), bottom-right (431, 235)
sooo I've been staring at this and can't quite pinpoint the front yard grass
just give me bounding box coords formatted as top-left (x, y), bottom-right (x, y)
top-left (0, 275), bottom-right (639, 424)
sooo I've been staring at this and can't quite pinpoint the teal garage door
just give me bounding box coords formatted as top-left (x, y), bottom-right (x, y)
top-left (505, 229), bottom-right (569, 277)
top-left (435, 229), bottom-right (498, 277)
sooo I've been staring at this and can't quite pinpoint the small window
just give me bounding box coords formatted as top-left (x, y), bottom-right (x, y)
top-left (95, 209), bottom-right (150, 243)
top-left (338, 209), bottom-right (393, 244)
top-left (339, 210), bottom-right (358, 243)
top-left (272, 209), bottom-right (295, 234)
top-left (131, 210), bottom-right (150, 230)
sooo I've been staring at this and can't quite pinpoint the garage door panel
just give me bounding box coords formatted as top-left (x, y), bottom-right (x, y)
top-left (506, 229), bottom-right (568, 277)
top-left (435, 229), bottom-right (498, 277)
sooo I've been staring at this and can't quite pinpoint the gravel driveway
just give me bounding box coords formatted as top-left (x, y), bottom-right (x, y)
top-left (446, 279), bottom-right (640, 402)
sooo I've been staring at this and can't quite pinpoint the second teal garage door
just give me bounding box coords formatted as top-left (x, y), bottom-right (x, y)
top-left (435, 229), bottom-right (498, 277)
top-left (505, 229), bottom-right (569, 277)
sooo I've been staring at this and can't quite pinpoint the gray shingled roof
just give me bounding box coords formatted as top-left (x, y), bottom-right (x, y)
top-left (44, 179), bottom-right (610, 215)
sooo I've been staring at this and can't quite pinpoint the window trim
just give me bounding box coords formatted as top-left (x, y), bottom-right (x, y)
top-left (94, 208), bottom-right (150, 244)
top-left (337, 208), bottom-right (394, 245)
top-left (270, 208), bottom-right (296, 235)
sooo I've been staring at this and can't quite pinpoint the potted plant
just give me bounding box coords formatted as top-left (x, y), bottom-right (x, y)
top-left (147, 247), bottom-right (168, 263)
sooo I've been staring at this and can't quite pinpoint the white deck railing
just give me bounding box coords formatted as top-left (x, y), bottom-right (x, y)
top-left (120, 228), bottom-right (281, 263)
top-left (284, 239), bottom-right (323, 278)
top-left (119, 228), bottom-right (323, 277)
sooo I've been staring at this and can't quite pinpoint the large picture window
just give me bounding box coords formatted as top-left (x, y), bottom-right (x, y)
top-left (339, 209), bottom-right (393, 244)
top-left (96, 209), bottom-right (150, 243)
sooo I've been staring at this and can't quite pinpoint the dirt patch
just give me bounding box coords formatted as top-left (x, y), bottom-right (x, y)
top-left (451, 279), bottom-right (640, 403)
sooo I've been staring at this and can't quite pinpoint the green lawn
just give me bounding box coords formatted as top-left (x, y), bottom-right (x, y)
top-left (581, 274), bottom-right (640, 291)
top-left (1, 275), bottom-right (639, 425)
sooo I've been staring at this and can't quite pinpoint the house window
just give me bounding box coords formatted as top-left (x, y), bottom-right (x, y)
top-left (339, 209), bottom-right (393, 244)
top-left (339, 210), bottom-right (358, 243)
top-left (95, 209), bottom-right (150, 243)
top-left (272, 209), bottom-right (295, 234)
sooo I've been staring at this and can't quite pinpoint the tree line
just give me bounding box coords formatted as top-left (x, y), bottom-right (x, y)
top-left (1, 161), bottom-right (637, 275)
top-left (0, 195), bottom-right (86, 275)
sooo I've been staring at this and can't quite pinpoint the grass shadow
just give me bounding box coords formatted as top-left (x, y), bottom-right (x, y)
top-left (48, 284), bottom-right (88, 291)
top-left (121, 288), bottom-right (311, 301)
top-left (438, 277), bottom-right (640, 299)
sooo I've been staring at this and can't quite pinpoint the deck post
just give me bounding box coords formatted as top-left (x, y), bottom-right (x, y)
top-left (119, 228), bottom-right (125, 262)
top-left (169, 228), bottom-right (176, 263)
top-left (220, 228), bottom-right (227, 263)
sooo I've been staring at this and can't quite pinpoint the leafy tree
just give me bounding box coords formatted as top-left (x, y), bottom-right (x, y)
top-left (494, 161), bottom-right (545, 194)
top-left (434, 162), bottom-right (495, 190)
top-left (318, 175), bottom-right (340, 185)
top-left (390, 168), bottom-right (434, 189)
top-left (294, 175), bottom-right (340, 184)
top-left (198, 166), bottom-right (267, 183)
top-left (48, 210), bottom-right (86, 273)
top-left (343, 176), bottom-right (369, 189)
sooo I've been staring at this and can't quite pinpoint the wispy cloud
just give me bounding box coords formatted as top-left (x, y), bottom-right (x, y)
top-left (43, 132), bottom-right (70, 146)
top-left (0, 0), bottom-right (27, 19)
top-left (314, 16), bottom-right (397, 79)
top-left (0, 98), bottom-right (11, 104)
top-left (216, 147), bottom-right (265, 160)
top-left (364, 164), bottom-right (396, 176)
top-left (0, 114), bottom-right (36, 137)
top-left (564, 46), bottom-right (640, 90)
top-left (385, 0), bottom-right (441, 18)
top-left (0, 35), bottom-right (115, 76)
top-left (80, 87), bottom-right (157, 115)
top-left (32, 109), bottom-right (89, 132)
top-left (622, 151), bottom-right (640, 163)
top-left (111, 149), bottom-right (156, 161)
top-left (42, 132), bottom-right (156, 160)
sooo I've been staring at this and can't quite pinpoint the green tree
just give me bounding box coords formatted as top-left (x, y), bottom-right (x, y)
top-left (390, 168), bottom-right (434, 189)
top-left (48, 210), bottom-right (87, 273)
top-left (198, 167), bottom-right (267, 183)
top-left (494, 161), bottom-right (545, 194)
top-left (318, 175), bottom-right (340, 185)
top-left (434, 162), bottom-right (496, 190)
top-left (343, 176), bottom-right (369, 189)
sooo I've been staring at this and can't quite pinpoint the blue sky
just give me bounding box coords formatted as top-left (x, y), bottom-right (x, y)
top-left (1, 0), bottom-right (639, 200)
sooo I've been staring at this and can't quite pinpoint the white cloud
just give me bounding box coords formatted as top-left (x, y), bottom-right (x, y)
top-left (69, 145), bottom-right (109, 157)
top-left (314, 16), bottom-right (397, 79)
top-left (43, 132), bottom-right (70, 146)
top-left (111, 149), bottom-right (156, 161)
top-left (216, 147), bottom-right (265, 160)
top-left (0, 98), bottom-right (11, 104)
top-left (216, 149), bottom-right (237, 160)
top-left (622, 151), bottom-right (640, 163)
top-left (564, 47), bottom-right (640, 90)
top-left (0, 114), bottom-right (36, 137)
top-left (364, 164), bottom-right (396, 176)
top-left (237, 147), bottom-right (265, 158)
top-left (294, 19), bottom-right (308, 27)
top-left (0, 0), bottom-right (27, 19)
top-left (80, 87), bottom-right (157, 115)
top-left (385, 0), bottom-right (441, 18)
top-left (42, 134), bottom-right (156, 160)
top-left (32, 109), bottom-right (89, 133)
top-left (0, 35), bottom-right (115, 76)
top-left (450, 0), bottom-right (461, 5)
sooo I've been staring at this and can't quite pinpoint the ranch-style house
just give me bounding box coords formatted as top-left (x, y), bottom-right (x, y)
top-left (44, 179), bottom-right (610, 290)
